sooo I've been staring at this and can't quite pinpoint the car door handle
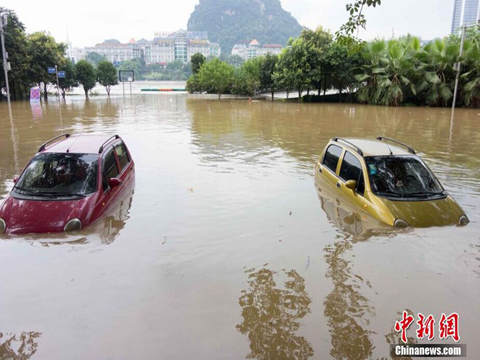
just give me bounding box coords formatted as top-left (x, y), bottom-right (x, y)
top-left (336, 182), bottom-right (341, 188)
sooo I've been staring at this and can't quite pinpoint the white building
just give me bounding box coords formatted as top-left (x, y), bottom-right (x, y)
top-left (231, 39), bottom-right (283, 60)
top-left (84, 31), bottom-right (221, 65)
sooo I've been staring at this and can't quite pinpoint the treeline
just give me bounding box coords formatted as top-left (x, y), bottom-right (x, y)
top-left (187, 26), bottom-right (480, 107)
top-left (86, 54), bottom-right (192, 81)
top-left (0, 8), bottom-right (118, 100)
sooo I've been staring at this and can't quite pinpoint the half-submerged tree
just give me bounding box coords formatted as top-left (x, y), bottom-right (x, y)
top-left (97, 60), bottom-right (118, 96)
top-left (75, 60), bottom-right (96, 99)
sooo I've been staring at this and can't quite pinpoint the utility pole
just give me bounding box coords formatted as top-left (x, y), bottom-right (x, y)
top-left (450, 24), bottom-right (466, 124)
top-left (55, 64), bottom-right (60, 98)
top-left (0, 12), bottom-right (11, 107)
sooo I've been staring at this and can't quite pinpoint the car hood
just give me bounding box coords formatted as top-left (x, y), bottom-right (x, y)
top-left (381, 195), bottom-right (466, 227)
top-left (0, 195), bottom-right (94, 235)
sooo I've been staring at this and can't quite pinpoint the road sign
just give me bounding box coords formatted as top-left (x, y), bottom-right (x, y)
top-left (48, 67), bottom-right (56, 74)
top-left (58, 71), bottom-right (65, 78)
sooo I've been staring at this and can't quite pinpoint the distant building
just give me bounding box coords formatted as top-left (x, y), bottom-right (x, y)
top-left (451, 0), bottom-right (480, 33)
top-left (231, 39), bottom-right (283, 60)
top-left (84, 31), bottom-right (220, 66)
top-left (85, 39), bottom-right (144, 64)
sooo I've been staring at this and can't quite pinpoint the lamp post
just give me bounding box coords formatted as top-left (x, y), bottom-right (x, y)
top-left (0, 12), bottom-right (11, 107)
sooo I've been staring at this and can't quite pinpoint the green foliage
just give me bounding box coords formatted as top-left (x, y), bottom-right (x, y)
top-left (187, 0), bottom-right (303, 53)
top-left (75, 60), bottom-right (96, 98)
top-left (220, 54), bottom-right (245, 68)
top-left (232, 57), bottom-right (262, 96)
top-left (58, 59), bottom-right (78, 99)
top-left (337, 0), bottom-right (382, 38)
top-left (259, 54), bottom-right (278, 99)
top-left (0, 8), bottom-right (32, 100)
top-left (86, 52), bottom-right (106, 67)
top-left (27, 31), bottom-right (67, 98)
top-left (191, 53), bottom-right (206, 74)
top-left (196, 58), bottom-right (235, 99)
top-left (97, 61), bottom-right (118, 96)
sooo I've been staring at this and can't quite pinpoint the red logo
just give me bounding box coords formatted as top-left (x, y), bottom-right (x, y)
top-left (394, 312), bottom-right (460, 343)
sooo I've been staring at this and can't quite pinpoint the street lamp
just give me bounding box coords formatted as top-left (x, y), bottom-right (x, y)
top-left (0, 11), bottom-right (11, 107)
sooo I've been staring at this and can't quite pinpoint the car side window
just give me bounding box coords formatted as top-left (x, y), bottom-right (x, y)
top-left (102, 148), bottom-right (119, 190)
top-left (339, 151), bottom-right (365, 195)
top-left (114, 143), bottom-right (130, 172)
top-left (323, 145), bottom-right (343, 173)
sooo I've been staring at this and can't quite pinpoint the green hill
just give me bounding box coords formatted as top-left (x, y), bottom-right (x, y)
top-left (187, 0), bottom-right (303, 54)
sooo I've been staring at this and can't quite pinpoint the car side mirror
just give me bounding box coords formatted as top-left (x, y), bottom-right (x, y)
top-left (108, 177), bottom-right (122, 188)
top-left (13, 176), bottom-right (18, 183)
top-left (345, 179), bottom-right (357, 191)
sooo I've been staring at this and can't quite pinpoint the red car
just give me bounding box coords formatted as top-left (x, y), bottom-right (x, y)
top-left (0, 134), bottom-right (134, 235)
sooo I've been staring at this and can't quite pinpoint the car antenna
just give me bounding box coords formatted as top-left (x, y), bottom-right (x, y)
top-left (386, 144), bottom-right (393, 155)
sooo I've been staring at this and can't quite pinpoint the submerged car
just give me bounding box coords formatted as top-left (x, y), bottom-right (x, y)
top-left (0, 134), bottom-right (134, 235)
top-left (315, 137), bottom-right (469, 227)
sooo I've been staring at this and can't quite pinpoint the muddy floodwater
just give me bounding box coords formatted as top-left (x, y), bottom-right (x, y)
top-left (0, 93), bottom-right (479, 359)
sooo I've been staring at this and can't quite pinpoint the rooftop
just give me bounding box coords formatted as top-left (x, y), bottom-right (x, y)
top-left (338, 138), bottom-right (414, 156)
top-left (41, 134), bottom-right (119, 155)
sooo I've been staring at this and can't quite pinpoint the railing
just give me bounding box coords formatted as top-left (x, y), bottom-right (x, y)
top-left (332, 137), bottom-right (364, 156)
top-left (38, 134), bottom-right (70, 152)
top-left (376, 136), bottom-right (416, 154)
top-left (98, 135), bottom-right (119, 153)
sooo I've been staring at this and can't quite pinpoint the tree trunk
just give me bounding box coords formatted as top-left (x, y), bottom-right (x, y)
top-left (286, 90), bottom-right (289, 99)
top-left (218, 93), bottom-right (221, 100)
top-left (271, 90), bottom-right (274, 101)
top-left (84, 86), bottom-right (89, 99)
top-left (307, 89), bottom-right (310, 96)
top-left (106, 86), bottom-right (111, 97)
top-left (298, 89), bottom-right (302, 102)
top-left (61, 89), bottom-right (66, 100)
top-left (43, 83), bottom-right (48, 101)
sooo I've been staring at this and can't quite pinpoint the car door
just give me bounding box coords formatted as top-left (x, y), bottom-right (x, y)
top-left (337, 150), bottom-right (371, 212)
top-left (113, 141), bottom-right (134, 187)
top-left (99, 146), bottom-right (121, 213)
top-left (318, 144), bottom-right (344, 189)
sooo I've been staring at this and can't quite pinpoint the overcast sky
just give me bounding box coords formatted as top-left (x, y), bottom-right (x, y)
top-left (5, 0), bottom-right (453, 47)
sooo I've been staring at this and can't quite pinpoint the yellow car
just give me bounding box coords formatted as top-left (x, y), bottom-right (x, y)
top-left (314, 137), bottom-right (469, 228)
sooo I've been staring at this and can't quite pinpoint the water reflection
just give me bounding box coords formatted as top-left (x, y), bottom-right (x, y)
top-left (0, 331), bottom-right (41, 359)
top-left (314, 174), bottom-right (395, 241)
top-left (236, 267), bottom-right (313, 360)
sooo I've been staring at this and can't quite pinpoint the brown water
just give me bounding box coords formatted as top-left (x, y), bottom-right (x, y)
top-left (0, 95), bottom-right (479, 359)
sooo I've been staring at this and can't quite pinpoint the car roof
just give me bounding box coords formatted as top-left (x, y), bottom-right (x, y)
top-left (332, 138), bottom-right (413, 157)
top-left (40, 134), bottom-right (119, 155)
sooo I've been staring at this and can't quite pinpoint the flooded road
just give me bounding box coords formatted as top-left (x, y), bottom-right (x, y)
top-left (0, 94), bottom-right (479, 359)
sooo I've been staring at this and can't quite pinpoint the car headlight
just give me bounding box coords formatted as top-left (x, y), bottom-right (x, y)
top-left (64, 218), bottom-right (82, 232)
top-left (394, 218), bottom-right (409, 228)
top-left (458, 215), bottom-right (469, 226)
top-left (0, 218), bottom-right (5, 234)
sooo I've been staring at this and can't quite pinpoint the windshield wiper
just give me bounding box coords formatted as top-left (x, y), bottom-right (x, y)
top-left (35, 191), bottom-right (86, 198)
top-left (408, 191), bottom-right (445, 197)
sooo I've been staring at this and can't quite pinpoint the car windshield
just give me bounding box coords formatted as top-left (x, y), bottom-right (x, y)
top-left (365, 156), bottom-right (444, 198)
top-left (14, 153), bottom-right (99, 197)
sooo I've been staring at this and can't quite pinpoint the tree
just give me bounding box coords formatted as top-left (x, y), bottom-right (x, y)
top-left (85, 52), bottom-right (106, 67)
top-left (259, 54), bottom-right (278, 100)
top-left (337, 0), bottom-right (382, 38)
top-left (232, 57), bottom-right (262, 96)
top-left (197, 58), bottom-right (235, 99)
top-left (58, 59), bottom-right (78, 99)
top-left (97, 60), bottom-right (118, 96)
top-left (27, 31), bottom-right (67, 100)
top-left (75, 60), bottom-right (96, 98)
top-left (0, 7), bottom-right (31, 100)
top-left (190, 53), bottom-right (206, 74)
